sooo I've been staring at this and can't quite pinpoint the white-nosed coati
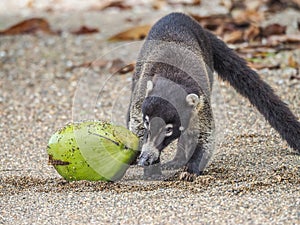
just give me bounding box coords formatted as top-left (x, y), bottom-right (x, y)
top-left (127, 12), bottom-right (300, 181)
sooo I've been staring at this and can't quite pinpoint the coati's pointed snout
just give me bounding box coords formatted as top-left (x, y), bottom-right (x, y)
top-left (138, 142), bottom-right (160, 166)
top-left (137, 152), bottom-right (159, 166)
top-left (137, 153), bottom-right (151, 166)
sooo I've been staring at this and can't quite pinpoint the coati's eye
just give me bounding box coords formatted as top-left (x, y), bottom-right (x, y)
top-left (165, 124), bottom-right (173, 136)
top-left (144, 115), bottom-right (150, 129)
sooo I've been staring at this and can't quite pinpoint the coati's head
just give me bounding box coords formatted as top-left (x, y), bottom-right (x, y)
top-left (138, 79), bottom-right (201, 166)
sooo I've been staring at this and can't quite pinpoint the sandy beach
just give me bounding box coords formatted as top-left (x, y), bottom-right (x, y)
top-left (0, 1), bottom-right (299, 224)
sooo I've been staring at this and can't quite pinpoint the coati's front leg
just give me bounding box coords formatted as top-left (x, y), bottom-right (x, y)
top-left (162, 145), bottom-right (186, 170)
top-left (163, 138), bottom-right (212, 173)
top-left (179, 98), bottom-right (215, 181)
top-left (171, 130), bottom-right (213, 181)
top-left (179, 136), bottom-right (214, 181)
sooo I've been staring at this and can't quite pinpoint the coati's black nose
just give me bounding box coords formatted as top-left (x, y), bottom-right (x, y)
top-left (138, 152), bottom-right (160, 167)
top-left (138, 153), bottom-right (150, 166)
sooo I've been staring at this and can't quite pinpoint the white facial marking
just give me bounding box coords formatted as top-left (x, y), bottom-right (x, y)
top-left (146, 80), bottom-right (153, 96)
top-left (165, 124), bottom-right (173, 137)
top-left (144, 115), bottom-right (150, 129)
top-left (186, 93), bottom-right (200, 106)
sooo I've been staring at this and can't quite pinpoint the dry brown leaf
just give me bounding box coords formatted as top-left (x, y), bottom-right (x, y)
top-left (152, 0), bottom-right (167, 10)
top-left (108, 25), bottom-right (151, 41)
top-left (191, 0), bottom-right (201, 5)
top-left (236, 44), bottom-right (297, 59)
top-left (231, 9), bottom-right (264, 24)
top-left (262, 23), bottom-right (286, 37)
top-left (119, 63), bottom-right (135, 74)
top-left (109, 58), bottom-right (126, 74)
top-left (102, 0), bottom-right (132, 10)
top-left (224, 30), bottom-right (244, 43)
top-left (109, 59), bottom-right (135, 74)
top-left (168, 0), bottom-right (201, 6)
top-left (67, 58), bottom-right (135, 75)
top-left (0, 18), bottom-right (58, 35)
top-left (71, 26), bottom-right (99, 35)
top-left (248, 62), bottom-right (280, 70)
top-left (90, 0), bottom-right (132, 11)
top-left (244, 24), bottom-right (261, 41)
top-left (67, 59), bottom-right (109, 71)
top-left (267, 34), bottom-right (300, 45)
top-left (288, 55), bottom-right (299, 68)
top-left (190, 14), bottom-right (232, 32)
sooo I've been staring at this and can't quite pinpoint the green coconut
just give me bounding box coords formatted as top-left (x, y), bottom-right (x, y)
top-left (47, 121), bottom-right (139, 181)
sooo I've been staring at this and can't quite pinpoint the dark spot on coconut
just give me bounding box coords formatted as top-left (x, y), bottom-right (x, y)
top-left (48, 155), bottom-right (70, 166)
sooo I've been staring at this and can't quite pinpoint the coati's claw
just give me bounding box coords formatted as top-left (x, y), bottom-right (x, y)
top-left (179, 171), bottom-right (197, 182)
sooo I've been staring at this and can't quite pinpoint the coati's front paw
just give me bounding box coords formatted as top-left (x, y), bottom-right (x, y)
top-left (179, 171), bottom-right (197, 182)
top-left (164, 166), bottom-right (201, 182)
top-left (178, 165), bottom-right (203, 182)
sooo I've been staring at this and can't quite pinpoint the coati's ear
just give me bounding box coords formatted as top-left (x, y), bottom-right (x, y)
top-left (146, 80), bottom-right (153, 97)
top-left (186, 93), bottom-right (200, 106)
